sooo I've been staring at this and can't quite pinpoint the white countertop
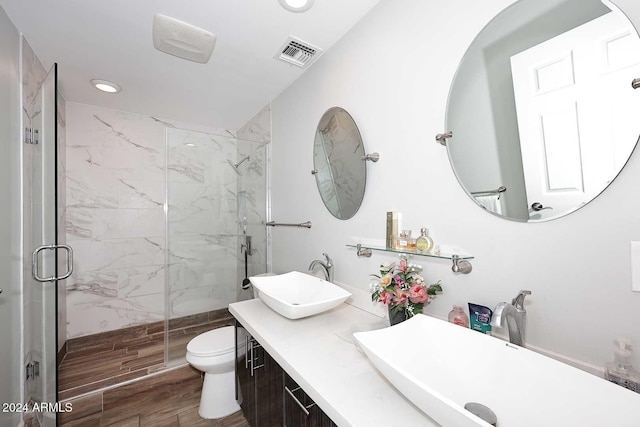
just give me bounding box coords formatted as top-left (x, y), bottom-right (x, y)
top-left (229, 298), bottom-right (438, 427)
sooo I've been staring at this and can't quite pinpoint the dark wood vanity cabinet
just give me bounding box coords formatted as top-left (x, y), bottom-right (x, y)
top-left (235, 321), bottom-right (337, 427)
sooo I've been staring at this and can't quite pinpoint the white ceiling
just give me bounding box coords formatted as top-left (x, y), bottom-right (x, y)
top-left (0, 0), bottom-right (380, 130)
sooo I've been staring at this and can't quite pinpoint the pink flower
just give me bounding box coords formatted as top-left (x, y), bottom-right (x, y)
top-left (408, 284), bottom-right (429, 303)
top-left (380, 290), bottom-right (393, 305)
top-left (397, 259), bottom-right (409, 272)
top-left (394, 288), bottom-right (408, 305)
top-left (393, 275), bottom-right (405, 287)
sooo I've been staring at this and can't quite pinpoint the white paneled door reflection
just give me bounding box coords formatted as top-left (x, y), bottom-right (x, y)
top-left (511, 12), bottom-right (640, 221)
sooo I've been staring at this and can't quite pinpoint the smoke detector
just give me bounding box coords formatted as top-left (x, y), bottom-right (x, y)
top-left (275, 36), bottom-right (323, 68)
top-left (153, 14), bottom-right (216, 64)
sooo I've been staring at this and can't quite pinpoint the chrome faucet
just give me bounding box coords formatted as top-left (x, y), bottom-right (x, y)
top-left (308, 253), bottom-right (334, 282)
top-left (490, 290), bottom-right (532, 347)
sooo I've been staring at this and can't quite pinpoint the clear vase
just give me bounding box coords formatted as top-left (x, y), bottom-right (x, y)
top-left (388, 306), bottom-right (408, 326)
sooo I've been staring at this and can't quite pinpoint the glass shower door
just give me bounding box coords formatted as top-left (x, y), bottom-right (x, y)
top-left (28, 63), bottom-right (69, 426)
top-left (165, 128), bottom-right (267, 366)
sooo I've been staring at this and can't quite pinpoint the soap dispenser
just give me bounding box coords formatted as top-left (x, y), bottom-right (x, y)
top-left (605, 337), bottom-right (640, 394)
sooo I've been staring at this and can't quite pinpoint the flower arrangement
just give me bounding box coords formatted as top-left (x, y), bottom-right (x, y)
top-left (371, 258), bottom-right (442, 320)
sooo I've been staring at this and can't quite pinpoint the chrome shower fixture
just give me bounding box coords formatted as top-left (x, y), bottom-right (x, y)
top-left (227, 155), bottom-right (250, 175)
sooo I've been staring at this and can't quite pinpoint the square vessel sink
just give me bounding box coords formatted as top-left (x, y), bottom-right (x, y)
top-left (249, 271), bottom-right (351, 319)
top-left (354, 314), bottom-right (640, 427)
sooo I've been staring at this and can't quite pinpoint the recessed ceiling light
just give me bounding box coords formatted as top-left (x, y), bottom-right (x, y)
top-left (185, 143), bottom-right (196, 147)
top-left (278, 0), bottom-right (314, 13)
top-left (90, 79), bottom-right (122, 94)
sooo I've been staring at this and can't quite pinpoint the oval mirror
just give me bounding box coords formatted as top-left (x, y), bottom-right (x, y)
top-left (313, 107), bottom-right (366, 220)
top-left (446, 0), bottom-right (640, 222)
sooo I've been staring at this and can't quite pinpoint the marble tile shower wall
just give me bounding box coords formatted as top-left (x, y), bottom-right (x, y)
top-left (65, 102), bottom-right (270, 338)
top-left (66, 103), bottom-right (168, 338)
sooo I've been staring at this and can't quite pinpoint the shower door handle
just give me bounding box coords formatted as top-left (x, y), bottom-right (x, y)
top-left (32, 244), bottom-right (74, 282)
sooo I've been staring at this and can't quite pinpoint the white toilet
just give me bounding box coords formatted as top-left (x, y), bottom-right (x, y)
top-left (186, 326), bottom-right (245, 419)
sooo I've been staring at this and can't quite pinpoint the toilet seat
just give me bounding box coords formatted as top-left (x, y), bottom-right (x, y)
top-left (187, 326), bottom-right (236, 357)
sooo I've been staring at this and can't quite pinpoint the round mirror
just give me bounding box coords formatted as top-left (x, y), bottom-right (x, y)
top-left (313, 107), bottom-right (366, 220)
top-left (446, 0), bottom-right (640, 222)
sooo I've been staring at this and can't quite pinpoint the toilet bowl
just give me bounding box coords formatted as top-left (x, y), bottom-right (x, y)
top-left (186, 326), bottom-right (245, 419)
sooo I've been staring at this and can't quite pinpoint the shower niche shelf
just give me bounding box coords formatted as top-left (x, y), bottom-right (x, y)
top-left (345, 244), bottom-right (474, 274)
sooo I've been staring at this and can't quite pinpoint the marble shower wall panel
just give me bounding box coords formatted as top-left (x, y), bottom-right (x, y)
top-left (66, 103), bottom-right (167, 338)
top-left (166, 129), bottom-right (240, 318)
top-left (236, 104), bottom-right (270, 301)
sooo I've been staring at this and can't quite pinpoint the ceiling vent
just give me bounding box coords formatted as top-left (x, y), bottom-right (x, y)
top-left (275, 36), bottom-right (323, 68)
top-left (153, 14), bottom-right (216, 64)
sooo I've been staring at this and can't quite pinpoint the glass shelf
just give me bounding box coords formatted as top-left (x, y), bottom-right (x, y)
top-left (345, 244), bottom-right (474, 261)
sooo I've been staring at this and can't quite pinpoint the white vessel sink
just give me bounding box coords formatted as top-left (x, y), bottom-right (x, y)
top-left (354, 314), bottom-right (640, 427)
top-left (249, 271), bottom-right (351, 319)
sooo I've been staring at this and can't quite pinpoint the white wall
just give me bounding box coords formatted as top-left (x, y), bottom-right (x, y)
top-left (0, 5), bottom-right (24, 426)
top-left (271, 0), bottom-right (640, 371)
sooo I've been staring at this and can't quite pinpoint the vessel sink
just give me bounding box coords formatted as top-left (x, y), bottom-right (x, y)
top-left (249, 271), bottom-right (351, 319)
top-left (354, 314), bottom-right (640, 427)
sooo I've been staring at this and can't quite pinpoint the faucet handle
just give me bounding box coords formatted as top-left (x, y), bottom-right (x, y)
top-left (322, 253), bottom-right (333, 267)
top-left (512, 290), bottom-right (531, 309)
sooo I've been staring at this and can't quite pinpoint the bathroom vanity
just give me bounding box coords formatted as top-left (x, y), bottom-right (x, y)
top-left (229, 298), bottom-right (435, 427)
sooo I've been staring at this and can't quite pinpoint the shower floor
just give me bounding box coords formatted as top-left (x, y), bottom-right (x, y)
top-left (58, 308), bottom-right (234, 401)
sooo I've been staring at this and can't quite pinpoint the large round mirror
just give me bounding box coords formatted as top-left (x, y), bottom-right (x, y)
top-left (446, 0), bottom-right (640, 222)
top-left (313, 107), bottom-right (366, 220)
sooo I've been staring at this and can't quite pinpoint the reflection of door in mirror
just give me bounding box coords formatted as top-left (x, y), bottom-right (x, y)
top-left (512, 12), bottom-right (640, 221)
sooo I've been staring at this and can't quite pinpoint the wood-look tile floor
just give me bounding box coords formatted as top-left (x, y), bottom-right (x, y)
top-left (59, 310), bottom-right (234, 401)
top-left (59, 366), bottom-right (249, 427)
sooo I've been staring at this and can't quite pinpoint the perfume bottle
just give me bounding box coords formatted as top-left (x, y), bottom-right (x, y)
top-left (416, 228), bottom-right (434, 253)
top-left (397, 230), bottom-right (415, 250)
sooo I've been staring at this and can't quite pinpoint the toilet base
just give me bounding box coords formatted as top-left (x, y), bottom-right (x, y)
top-left (198, 370), bottom-right (241, 419)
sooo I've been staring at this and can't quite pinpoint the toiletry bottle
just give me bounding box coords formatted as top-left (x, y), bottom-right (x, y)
top-left (397, 230), bottom-right (411, 250)
top-left (605, 337), bottom-right (640, 394)
top-left (468, 303), bottom-right (493, 335)
top-left (416, 228), bottom-right (434, 253)
top-left (387, 212), bottom-right (400, 249)
top-left (448, 305), bottom-right (469, 328)
top-left (405, 230), bottom-right (417, 250)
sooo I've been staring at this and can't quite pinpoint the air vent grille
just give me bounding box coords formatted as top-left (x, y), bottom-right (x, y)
top-left (275, 36), bottom-right (323, 68)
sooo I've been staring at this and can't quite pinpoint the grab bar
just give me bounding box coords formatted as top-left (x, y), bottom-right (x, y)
top-left (265, 221), bottom-right (312, 229)
top-left (471, 186), bottom-right (506, 199)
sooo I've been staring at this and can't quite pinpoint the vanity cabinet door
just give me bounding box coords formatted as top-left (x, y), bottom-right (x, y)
top-left (284, 373), bottom-right (337, 427)
top-left (255, 346), bottom-right (284, 426)
top-left (236, 322), bottom-right (284, 427)
top-left (236, 322), bottom-right (256, 425)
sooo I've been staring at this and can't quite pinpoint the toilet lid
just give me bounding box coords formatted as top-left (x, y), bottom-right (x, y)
top-left (187, 326), bottom-right (237, 357)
